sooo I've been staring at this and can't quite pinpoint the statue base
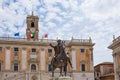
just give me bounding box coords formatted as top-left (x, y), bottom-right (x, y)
top-left (50, 76), bottom-right (73, 80)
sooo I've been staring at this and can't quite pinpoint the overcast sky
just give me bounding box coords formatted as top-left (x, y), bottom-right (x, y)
top-left (0, 0), bottom-right (120, 65)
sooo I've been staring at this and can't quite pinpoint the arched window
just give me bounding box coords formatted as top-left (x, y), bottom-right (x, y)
top-left (31, 64), bottom-right (36, 72)
top-left (31, 22), bottom-right (34, 27)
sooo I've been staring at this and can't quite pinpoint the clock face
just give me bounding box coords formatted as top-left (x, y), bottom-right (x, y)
top-left (30, 28), bottom-right (35, 32)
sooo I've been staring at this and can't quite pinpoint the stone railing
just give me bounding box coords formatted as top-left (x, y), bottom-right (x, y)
top-left (0, 37), bottom-right (26, 41)
top-left (0, 37), bottom-right (92, 44)
top-left (0, 37), bottom-right (56, 43)
top-left (5, 73), bottom-right (25, 80)
top-left (71, 39), bottom-right (92, 43)
top-left (113, 36), bottom-right (120, 43)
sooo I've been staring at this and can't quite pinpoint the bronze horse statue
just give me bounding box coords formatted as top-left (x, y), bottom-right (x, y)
top-left (50, 40), bottom-right (72, 77)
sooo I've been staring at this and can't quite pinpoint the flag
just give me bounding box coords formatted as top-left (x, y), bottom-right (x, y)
top-left (14, 32), bottom-right (19, 36)
top-left (42, 34), bottom-right (48, 39)
top-left (29, 33), bottom-right (35, 38)
top-left (45, 34), bottom-right (48, 38)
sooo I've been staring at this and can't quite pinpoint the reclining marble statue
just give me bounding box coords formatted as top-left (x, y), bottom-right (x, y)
top-left (50, 40), bottom-right (72, 77)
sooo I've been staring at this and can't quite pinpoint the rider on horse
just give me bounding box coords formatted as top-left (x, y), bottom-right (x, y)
top-left (50, 39), bottom-right (72, 67)
top-left (49, 39), bottom-right (72, 77)
top-left (50, 39), bottom-right (64, 58)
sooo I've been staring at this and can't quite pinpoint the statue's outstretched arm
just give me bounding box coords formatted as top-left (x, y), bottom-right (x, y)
top-left (50, 43), bottom-right (55, 48)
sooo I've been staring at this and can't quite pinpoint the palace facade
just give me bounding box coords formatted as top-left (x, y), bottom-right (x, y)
top-left (108, 36), bottom-right (120, 80)
top-left (0, 13), bottom-right (95, 80)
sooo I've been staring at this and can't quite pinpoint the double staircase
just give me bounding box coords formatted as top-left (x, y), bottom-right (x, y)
top-left (5, 73), bottom-right (25, 80)
top-left (2, 72), bottom-right (72, 80)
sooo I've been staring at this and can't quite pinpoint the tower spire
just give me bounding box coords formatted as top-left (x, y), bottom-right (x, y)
top-left (32, 5), bottom-right (34, 16)
top-left (32, 11), bottom-right (34, 16)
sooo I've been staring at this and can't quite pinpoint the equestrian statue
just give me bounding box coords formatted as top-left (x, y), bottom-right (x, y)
top-left (50, 39), bottom-right (72, 77)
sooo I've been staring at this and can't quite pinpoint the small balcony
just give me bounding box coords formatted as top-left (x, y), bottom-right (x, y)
top-left (28, 54), bottom-right (38, 63)
top-left (13, 51), bottom-right (19, 61)
top-left (30, 54), bottom-right (37, 58)
top-left (13, 56), bottom-right (19, 60)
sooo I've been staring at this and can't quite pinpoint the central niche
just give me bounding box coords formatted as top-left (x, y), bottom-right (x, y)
top-left (31, 22), bottom-right (34, 27)
top-left (31, 64), bottom-right (36, 72)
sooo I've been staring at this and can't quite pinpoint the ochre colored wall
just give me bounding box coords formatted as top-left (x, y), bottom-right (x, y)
top-left (0, 45), bottom-right (93, 73)
top-left (76, 48), bottom-right (91, 72)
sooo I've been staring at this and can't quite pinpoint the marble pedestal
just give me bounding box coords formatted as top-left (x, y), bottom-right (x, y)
top-left (50, 76), bottom-right (73, 80)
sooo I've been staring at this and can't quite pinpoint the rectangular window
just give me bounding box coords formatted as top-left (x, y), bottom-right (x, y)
top-left (14, 63), bottom-right (18, 72)
top-left (14, 47), bottom-right (19, 51)
top-left (48, 64), bottom-right (52, 72)
top-left (0, 63), bottom-right (1, 72)
top-left (31, 64), bottom-right (36, 72)
top-left (48, 49), bottom-right (52, 54)
top-left (32, 48), bottom-right (36, 52)
top-left (0, 47), bottom-right (2, 52)
top-left (80, 49), bottom-right (85, 53)
top-left (81, 64), bottom-right (85, 71)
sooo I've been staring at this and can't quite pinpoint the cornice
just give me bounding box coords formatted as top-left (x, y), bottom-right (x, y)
top-left (108, 39), bottom-right (120, 49)
top-left (68, 42), bottom-right (95, 47)
top-left (0, 39), bottom-right (95, 47)
top-left (0, 40), bottom-right (49, 46)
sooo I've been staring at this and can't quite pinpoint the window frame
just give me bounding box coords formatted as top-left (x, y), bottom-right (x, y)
top-left (31, 48), bottom-right (36, 52)
top-left (80, 48), bottom-right (85, 53)
top-left (81, 64), bottom-right (86, 72)
top-left (14, 47), bottom-right (19, 52)
top-left (48, 64), bottom-right (52, 72)
top-left (48, 49), bottom-right (52, 54)
top-left (31, 64), bottom-right (37, 72)
top-left (14, 63), bottom-right (19, 72)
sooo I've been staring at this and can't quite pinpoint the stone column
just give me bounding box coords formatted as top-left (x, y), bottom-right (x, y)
top-left (113, 53), bottom-right (117, 80)
top-left (26, 73), bottom-right (28, 80)
top-left (39, 72), bottom-right (41, 80)
top-left (71, 49), bottom-right (76, 71)
top-left (116, 54), bottom-right (120, 70)
top-left (90, 48), bottom-right (94, 71)
top-left (113, 53), bottom-right (119, 80)
top-left (40, 48), bottom-right (45, 71)
top-left (5, 47), bottom-right (11, 70)
top-left (29, 72), bottom-right (30, 80)
top-left (22, 48), bottom-right (27, 71)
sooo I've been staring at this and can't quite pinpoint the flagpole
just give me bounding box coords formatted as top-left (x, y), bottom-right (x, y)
top-left (8, 35), bottom-right (9, 40)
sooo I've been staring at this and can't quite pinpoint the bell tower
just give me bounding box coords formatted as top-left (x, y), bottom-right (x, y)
top-left (26, 11), bottom-right (39, 41)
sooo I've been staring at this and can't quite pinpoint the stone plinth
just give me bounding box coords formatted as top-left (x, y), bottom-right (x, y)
top-left (50, 76), bottom-right (73, 80)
